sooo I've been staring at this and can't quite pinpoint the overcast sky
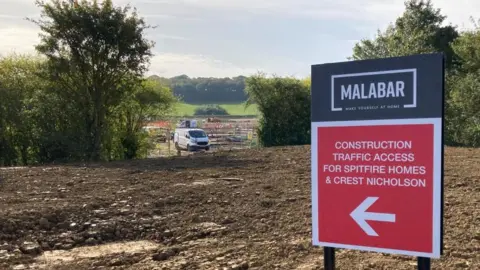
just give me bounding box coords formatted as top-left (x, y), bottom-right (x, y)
top-left (1, 0), bottom-right (479, 78)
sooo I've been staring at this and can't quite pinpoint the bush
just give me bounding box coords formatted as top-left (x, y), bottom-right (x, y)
top-left (245, 74), bottom-right (310, 147)
top-left (194, 104), bottom-right (229, 116)
top-left (0, 54), bottom-right (176, 165)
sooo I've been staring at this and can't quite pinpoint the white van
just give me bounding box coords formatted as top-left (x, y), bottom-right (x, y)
top-left (174, 128), bottom-right (210, 152)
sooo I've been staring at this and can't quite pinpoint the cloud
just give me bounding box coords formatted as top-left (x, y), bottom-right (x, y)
top-left (132, 0), bottom-right (480, 27)
top-left (147, 52), bottom-right (261, 78)
top-left (432, 0), bottom-right (480, 29)
top-left (2, 0), bottom-right (480, 78)
top-left (135, 0), bottom-right (404, 22)
top-left (0, 15), bottom-right (23, 19)
top-left (0, 24), bottom-right (248, 78)
top-left (154, 34), bottom-right (190, 41)
top-left (0, 27), bottom-right (40, 55)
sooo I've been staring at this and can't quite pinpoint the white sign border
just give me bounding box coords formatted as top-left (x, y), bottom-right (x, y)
top-left (311, 118), bottom-right (442, 258)
top-left (330, 69), bottom-right (417, 111)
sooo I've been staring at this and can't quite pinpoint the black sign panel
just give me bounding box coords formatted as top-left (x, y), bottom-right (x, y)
top-left (311, 53), bottom-right (444, 122)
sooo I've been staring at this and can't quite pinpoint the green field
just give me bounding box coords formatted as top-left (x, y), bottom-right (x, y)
top-left (174, 103), bottom-right (258, 116)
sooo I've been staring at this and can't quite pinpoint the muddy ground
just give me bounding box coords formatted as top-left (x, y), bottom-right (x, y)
top-left (0, 146), bottom-right (478, 269)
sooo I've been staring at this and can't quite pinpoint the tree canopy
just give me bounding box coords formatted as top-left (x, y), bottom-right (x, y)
top-left (350, 0), bottom-right (478, 147)
top-left (0, 0), bottom-right (176, 165)
top-left (351, 0), bottom-right (459, 70)
top-left (244, 0), bottom-right (479, 148)
top-left (30, 0), bottom-right (156, 161)
top-left (149, 75), bottom-right (248, 104)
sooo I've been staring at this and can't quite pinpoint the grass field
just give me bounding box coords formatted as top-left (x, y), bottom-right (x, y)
top-left (174, 103), bottom-right (258, 116)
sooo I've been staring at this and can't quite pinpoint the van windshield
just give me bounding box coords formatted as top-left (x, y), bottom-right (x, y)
top-left (189, 130), bottom-right (207, 138)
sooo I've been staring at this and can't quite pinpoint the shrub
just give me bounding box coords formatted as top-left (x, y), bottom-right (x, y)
top-left (245, 74), bottom-right (310, 147)
top-left (194, 104), bottom-right (229, 116)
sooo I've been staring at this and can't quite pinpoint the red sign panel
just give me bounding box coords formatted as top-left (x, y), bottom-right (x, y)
top-left (311, 119), bottom-right (442, 258)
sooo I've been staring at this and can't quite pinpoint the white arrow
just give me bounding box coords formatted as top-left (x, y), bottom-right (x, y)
top-left (350, 197), bottom-right (396, 237)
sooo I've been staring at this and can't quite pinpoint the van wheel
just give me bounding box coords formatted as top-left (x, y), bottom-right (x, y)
top-left (187, 145), bottom-right (192, 152)
top-left (205, 146), bottom-right (210, 151)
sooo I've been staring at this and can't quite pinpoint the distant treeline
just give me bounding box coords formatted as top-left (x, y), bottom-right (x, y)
top-left (149, 75), bottom-right (247, 104)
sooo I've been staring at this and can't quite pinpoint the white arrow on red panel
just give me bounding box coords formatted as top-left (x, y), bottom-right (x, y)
top-left (350, 197), bottom-right (396, 237)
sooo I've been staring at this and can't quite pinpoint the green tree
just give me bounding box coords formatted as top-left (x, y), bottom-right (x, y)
top-left (351, 0), bottom-right (468, 146)
top-left (193, 104), bottom-right (229, 116)
top-left (30, 0), bottom-right (154, 161)
top-left (0, 54), bottom-right (47, 165)
top-left (114, 78), bottom-right (177, 159)
top-left (149, 75), bottom-right (248, 104)
top-left (245, 74), bottom-right (310, 147)
top-left (450, 19), bottom-right (480, 75)
top-left (447, 20), bottom-right (480, 146)
top-left (447, 74), bottom-right (480, 146)
top-left (351, 0), bottom-right (458, 70)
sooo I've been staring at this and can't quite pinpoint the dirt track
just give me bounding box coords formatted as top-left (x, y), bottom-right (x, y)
top-left (0, 146), bottom-right (478, 269)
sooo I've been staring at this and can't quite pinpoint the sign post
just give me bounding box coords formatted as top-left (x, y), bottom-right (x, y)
top-left (310, 53), bottom-right (444, 270)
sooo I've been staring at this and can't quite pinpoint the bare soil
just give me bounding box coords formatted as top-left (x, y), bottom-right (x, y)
top-left (0, 146), bottom-right (478, 269)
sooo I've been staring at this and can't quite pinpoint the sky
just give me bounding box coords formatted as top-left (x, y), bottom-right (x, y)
top-left (0, 0), bottom-right (479, 78)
